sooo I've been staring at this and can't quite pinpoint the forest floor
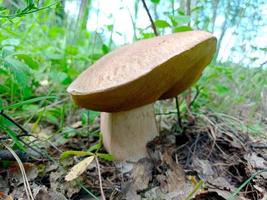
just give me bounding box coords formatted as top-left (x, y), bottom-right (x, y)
top-left (1, 109), bottom-right (267, 200)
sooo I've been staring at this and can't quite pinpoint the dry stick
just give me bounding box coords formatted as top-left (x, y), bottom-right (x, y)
top-left (0, 110), bottom-right (28, 135)
top-left (95, 156), bottom-right (106, 200)
top-left (0, 111), bottom-right (47, 158)
top-left (3, 143), bottom-right (34, 200)
top-left (141, 0), bottom-right (182, 129)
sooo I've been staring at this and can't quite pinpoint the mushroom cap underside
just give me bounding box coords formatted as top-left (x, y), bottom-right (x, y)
top-left (67, 30), bottom-right (217, 112)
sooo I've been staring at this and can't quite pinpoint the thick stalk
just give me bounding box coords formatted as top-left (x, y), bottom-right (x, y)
top-left (101, 104), bottom-right (158, 161)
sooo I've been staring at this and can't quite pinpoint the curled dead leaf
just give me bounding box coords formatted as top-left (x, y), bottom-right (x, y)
top-left (65, 156), bottom-right (95, 182)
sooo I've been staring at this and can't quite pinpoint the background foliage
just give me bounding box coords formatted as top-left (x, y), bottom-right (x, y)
top-left (0, 0), bottom-right (266, 151)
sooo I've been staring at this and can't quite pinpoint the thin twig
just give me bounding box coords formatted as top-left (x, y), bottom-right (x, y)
top-left (250, 144), bottom-right (267, 149)
top-left (189, 86), bottom-right (201, 108)
top-left (0, 0), bottom-right (61, 19)
top-left (3, 143), bottom-right (34, 200)
top-left (140, 0), bottom-right (158, 36)
top-left (141, 0), bottom-right (182, 128)
top-left (0, 110), bottom-right (29, 135)
top-left (175, 97), bottom-right (183, 129)
top-left (95, 156), bottom-right (106, 200)
top-left (0, 112), bottom-right (46, 158)
top-left (0, 133), bottom-right (29, 140)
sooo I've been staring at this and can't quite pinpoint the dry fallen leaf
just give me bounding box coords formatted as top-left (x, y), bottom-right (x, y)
top-left (4, 195), bottom-right (13, 200)
top-left (8, 163), bottom-right (38, 187)
top-left (33, 185), bottom-right (68, 200)
top-left (126, 158), bottom-right (153, 200)
top-left (65, 156), bottom-right (95, 181)
top-left (244, 152), bottom-right (267, 169)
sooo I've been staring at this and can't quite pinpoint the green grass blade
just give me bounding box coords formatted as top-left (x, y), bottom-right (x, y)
top-left (78, 181), bottom-right (99, 200)
top-left (184, 179), bottom-right (204, 200)
top-left (1, 96), bottom-right (57, 111)
top-left (60, 150), bottom-right (94, 161)
top-left (2, 127), bottom-right (26, 152)
top-left (227, 169), bottom-right (267, 200)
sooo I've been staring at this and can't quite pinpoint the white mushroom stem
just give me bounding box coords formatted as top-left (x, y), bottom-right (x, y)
top-left (101, 103), bottom-right (159, 161)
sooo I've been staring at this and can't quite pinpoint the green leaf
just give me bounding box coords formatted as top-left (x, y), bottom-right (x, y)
top-left (66, 45), bottom-right (78, 55)
top-left (1, 39), bottom-right (20, 46)
top-left (1, 46), bottom-right (15, 58)
top-left (21, 86), bottom-right (32, 99)
top-left (60, 151), bottom-right (114, 162)
top-left (173, 26), bottom-right (193, 32)
top-left (169, 16), bottom-right (177, 26)
top-left (81, 110), bottom-right (100, 126)
top-left (50, 71), bottom-right (68, 84)
top-left (0, 6), bottom-right (7, 12)
top-left (60, 150), bottom-right (94, 161)
top-left (150, 0), bottom-right (160, 4)
top-left (22, 104), bottom-right (40, 112)
top-left (90, 111), bottom-right (100, 124)
top-left (90, 53), bottom-right (103, 61)
top-left (191, 6), bottom-right (203, 13)
top-left (154, 19), bottom-right (170, 28)
top-left (45, 52), bottom-right (64, 60)
top-left (14, 54), bottom-right (39, 70)
top-left (88, 142), bottom-right (102, 152)
top-left (48, 27), bottom-right (65, 38)
top-left (2, 127), bottom-right (26, 152)
top-left (4, 57), bottom-right (31, 87)
top-left (175, 15), bottom-right (190, 24)
top-left (0, 113), bottom-right (13, 127)
top-left (97, 153), bottom-right (114, 161)
top-left (25, 0), bottom-right (34, 6)
top-left (106, 24), bottom-right (113, 31)
top-left (215, 85), bottom-right (230, 96)
top-left (102, 44), bottom-right (110, 54)
top-left (141, 32), bottom-right (155, 39)
top-left (2, 96), bottom-right (57, 111)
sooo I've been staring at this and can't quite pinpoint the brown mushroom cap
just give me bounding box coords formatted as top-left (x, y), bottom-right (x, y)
top-left (67, 30), bottom-right (216, 112)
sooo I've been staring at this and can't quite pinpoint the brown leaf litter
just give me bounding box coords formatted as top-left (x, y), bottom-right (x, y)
top-left (0, 111), bottom-right (266, 199)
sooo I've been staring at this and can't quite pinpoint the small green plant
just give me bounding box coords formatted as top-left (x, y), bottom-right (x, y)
top-left (0, 0), bottom-right (60, 19)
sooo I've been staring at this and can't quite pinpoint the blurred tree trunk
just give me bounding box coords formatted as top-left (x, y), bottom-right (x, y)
top-left (215, 0), bottom-right (241, 60)
top-left (133, 0), bottom-right (139, 40)
top-left (180, 0), bottom-right (185, 11)
top-left (211, 0), bottom-right (219, 33)
top-left (78, 0), bottom-right (90, 30)
top-left (214, 0), bottom-right (230, 60)
top-left (185, 0), bottom-right (191, 19)
top-left (66, 0), bottom-right (90, 45)
top-left (170, 0), bottom-right (175, 16)
top-left (153, 3), bottom-right (159, 20)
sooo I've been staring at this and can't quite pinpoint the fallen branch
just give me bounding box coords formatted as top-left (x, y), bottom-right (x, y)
top-left (95, 156), bottom-right (106, 200)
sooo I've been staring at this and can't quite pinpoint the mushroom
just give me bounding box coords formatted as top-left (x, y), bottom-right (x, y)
top-left (67, 30), bottom-right (217, 161)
